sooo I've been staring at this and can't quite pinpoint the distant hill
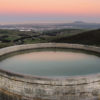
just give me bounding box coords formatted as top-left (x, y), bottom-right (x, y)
top-left (52, 29), bottom-right (100, 46)
top-left (0, 22), bottom-right (100, 30)
top-left (61, 22), bottom-right (100, 29)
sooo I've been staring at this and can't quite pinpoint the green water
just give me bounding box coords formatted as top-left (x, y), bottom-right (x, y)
top-left (0, 48), bottom-right (100, 77)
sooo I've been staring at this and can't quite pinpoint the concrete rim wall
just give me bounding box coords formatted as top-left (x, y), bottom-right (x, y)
top-left (0, 43), bottom-right (100, 100)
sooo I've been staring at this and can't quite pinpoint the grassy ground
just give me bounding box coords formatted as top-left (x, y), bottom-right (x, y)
top-left (0, 29), bottom-right (86, 48)
top-left (0, 28), bottom-right (100, 48)
top-left (51, 29), bottom-right (100, 46)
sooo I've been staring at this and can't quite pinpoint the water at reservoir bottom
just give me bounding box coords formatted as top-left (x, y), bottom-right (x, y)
top-left (0, 48), bottom-right (100, 77)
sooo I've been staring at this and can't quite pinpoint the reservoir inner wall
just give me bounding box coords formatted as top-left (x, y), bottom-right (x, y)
top-left (0, 43), bottom-right (100, 100)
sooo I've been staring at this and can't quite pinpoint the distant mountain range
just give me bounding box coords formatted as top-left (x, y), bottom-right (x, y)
top-left (61, 21), bottom-right (100, 29)
top-left (0, 21), bottom-right (100, 31)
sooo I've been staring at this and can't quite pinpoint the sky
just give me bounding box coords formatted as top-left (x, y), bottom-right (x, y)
top-left (0, 0), bottom-right (100, 24)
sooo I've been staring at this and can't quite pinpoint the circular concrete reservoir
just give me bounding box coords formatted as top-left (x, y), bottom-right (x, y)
top-left (0, 43), bottom-right (100, 100)
top-left (0, 48), bottom-right (100, 77)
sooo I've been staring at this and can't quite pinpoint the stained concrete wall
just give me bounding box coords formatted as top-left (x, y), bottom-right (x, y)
top-left (0, 43), bottom-right (100, 100)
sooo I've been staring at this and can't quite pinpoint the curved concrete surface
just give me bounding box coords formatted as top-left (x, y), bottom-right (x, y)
top-left (0, 43), bottom-right (100, 100)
